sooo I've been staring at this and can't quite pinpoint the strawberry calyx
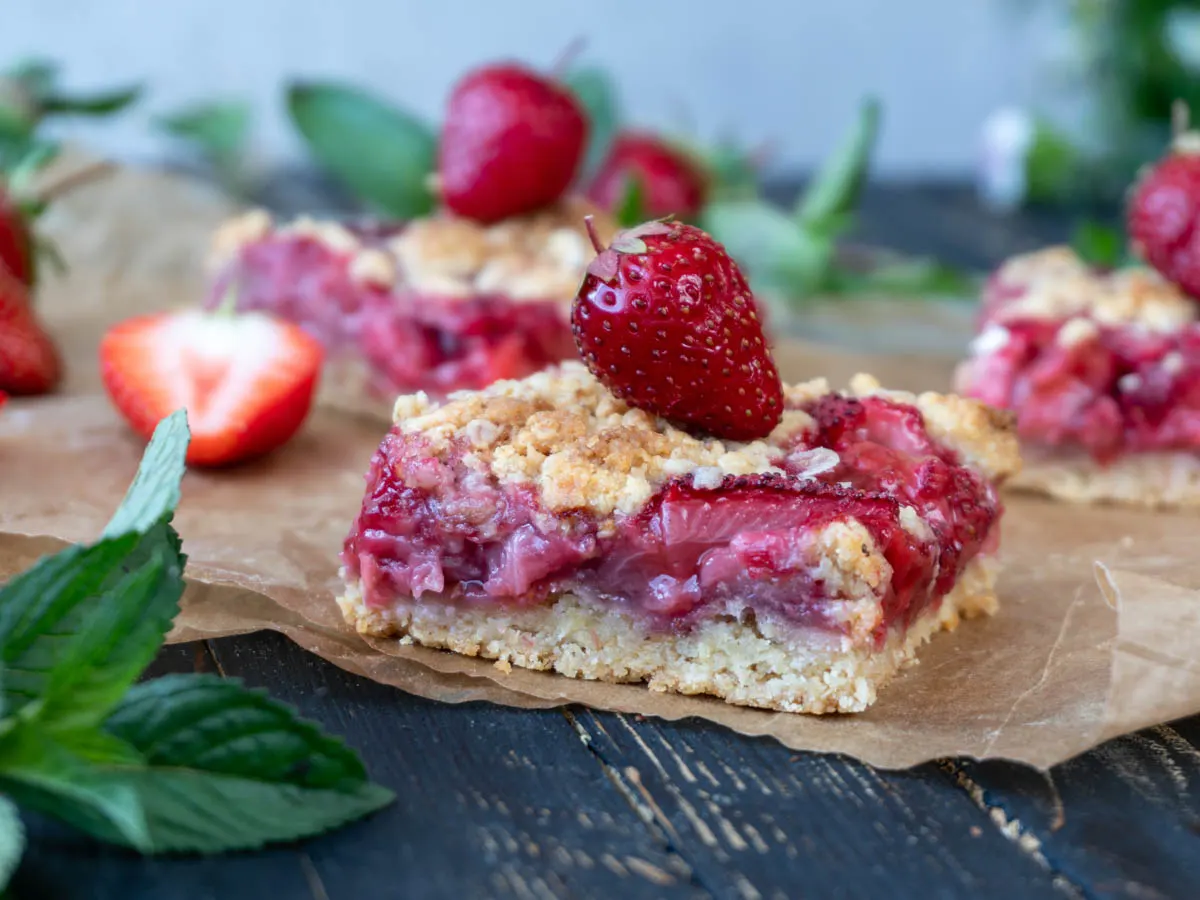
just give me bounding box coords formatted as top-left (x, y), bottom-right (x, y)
top-left (584, 216), bottom-right (673, 281)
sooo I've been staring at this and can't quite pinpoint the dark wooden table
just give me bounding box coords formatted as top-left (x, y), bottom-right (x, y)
top-left (17, 182), bottom-right (1200, 900)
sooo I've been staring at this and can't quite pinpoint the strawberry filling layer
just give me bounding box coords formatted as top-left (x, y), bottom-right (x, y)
top-left (209, 230), bottom-right (575, 397)
top-left (343, 395), bottom-right (1001, 645)
top-left (964, 303), bottom-right (1200, 463)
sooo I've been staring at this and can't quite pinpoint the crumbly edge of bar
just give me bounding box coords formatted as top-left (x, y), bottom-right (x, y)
top-left (1010, 448), bottom-right (1200, 508)
top-left (391, 362), bottom-right (1021, 522)
top-left (335, 556), bottom-right (999, 715)
top-left (988, 245), bottom-right (1195, 332)
top-left (206, 198), bottom-right (617, 302)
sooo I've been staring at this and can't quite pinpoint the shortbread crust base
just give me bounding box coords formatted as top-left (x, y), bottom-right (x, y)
top-left (1012, 448), bottom-right (1200, 508)
top-left (336, 557), bottom-right (998, 715)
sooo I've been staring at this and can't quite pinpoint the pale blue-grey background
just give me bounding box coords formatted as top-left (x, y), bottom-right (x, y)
top-left (0, 0), bottom-right (1074, 178)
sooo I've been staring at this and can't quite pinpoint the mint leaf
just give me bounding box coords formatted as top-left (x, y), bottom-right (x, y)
top-left (0, 535), bottom-right (139, 715)
top-left (702, 199), bottom-right (835, 297)
top-left (39, 84), bottom-right (142, 117)
top-left (563, 66), bottom-right (619, 178)
top-left (103, 409), bottom-right (189, 539)
top-left (0, 727), bottom-right (150, 851)
top-left (795, 96), bottom-right (881, 230)
top-left (156, 101), bottom-right (251, 178)
top-left (287, 81), bottom-right (436, 218)
top-left (0, 411), bottom-right (189, 723)
top-left (38, 533), bottom-right (184, 730)
top-left (0, 794), bottom-right (24, 892)
top-left (92, 674), bottom-right (393, 852)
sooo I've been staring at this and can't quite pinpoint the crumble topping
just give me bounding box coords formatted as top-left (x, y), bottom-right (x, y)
top-left (991, 246), bottom-right (1195, 332)
top-left (207, 197), bottom-right (619, 303)
top-left (391, 362), bottom-right (1018, 519)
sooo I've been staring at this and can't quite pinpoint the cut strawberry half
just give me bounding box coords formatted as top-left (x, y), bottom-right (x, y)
top-left (100, 308), bottom-right (324, 467)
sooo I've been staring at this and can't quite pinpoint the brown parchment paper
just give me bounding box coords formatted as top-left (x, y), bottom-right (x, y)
top-left (5, 156), bottom-right (1200, 771)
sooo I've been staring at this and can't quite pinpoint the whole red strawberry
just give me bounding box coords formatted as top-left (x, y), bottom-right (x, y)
top-left (0, 262), bottom-right (60, 395)
top-left (1128, 137), bottom-right (1200, 297)
top-left (587, 133), bottom-right (708, 220)
top-left (572, 218), bottom-right (782, 440)
top-left (438, 63), bottom-right (587, 224)
top-left (0, 188), bottom-right (33, 286)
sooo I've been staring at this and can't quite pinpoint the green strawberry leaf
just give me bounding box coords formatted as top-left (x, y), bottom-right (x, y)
top-left (702, 199), bottom-right (835, 298)
top-left (156, 101), bottom-right (251, 178)
top-left (287, 81), bottom-right (436, 219)
top-left (795, 96), bottom-right (881, 230)
top-left (614, 174), bottom-right (646, 227)
top-left (0, 794), bottom-right (23, 892)
top-left (562, 66), bottom-right (619, 179)
top-left (1071, 219), bottom-right (1127, 268)
top-left (38, 84), bottom-right (142, 118)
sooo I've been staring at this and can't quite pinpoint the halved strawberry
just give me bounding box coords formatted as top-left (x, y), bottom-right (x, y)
top-left (100, 308), bottom-right (324, 467)
top-left (0, 262), bottom-right (61, 395)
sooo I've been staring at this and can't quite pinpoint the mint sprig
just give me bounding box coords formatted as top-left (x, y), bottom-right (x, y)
top-left (701, 96), bottom-right (976, 306)
top-left (0, 410), bottom-right (392, 888)
top-left (286, 81), bottom-right (436, 219)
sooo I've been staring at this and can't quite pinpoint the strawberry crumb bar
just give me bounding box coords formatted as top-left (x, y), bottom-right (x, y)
top-left (338, 362), bottom-right (1019, 714)
top-left (957, 246), bottom-right (1200, 506)
top-left (205, 200), bottom-right (617, 416)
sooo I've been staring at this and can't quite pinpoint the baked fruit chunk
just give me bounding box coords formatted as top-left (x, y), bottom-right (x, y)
top-left (338, 362), bottom-right (1019, 714)
top-left (205, 200), bottom-right (616, 416)
top-left (957, 246), bottom-right (1200, 506)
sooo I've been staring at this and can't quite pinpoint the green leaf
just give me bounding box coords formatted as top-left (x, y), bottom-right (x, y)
top-left (562, 66), bottom-right (620, 178)
top-left (95, 674), bottom-right (393, 852)
top-left (697, 141), bottom-right (761, 202)
top-left (0, 535), bottom-right (140, 715)
top-left (1025, 119), bottom-right (1086, 205)
top-left (103, 409), bottom-right (190, 539)
top-left (0, 411), bottom-right (189, 722)
top-left (824, 256), bottom-right (977, 298)
top-left (6, 59), bottom-right (58, 98)
top-left (0, 727), bottom-right (150, 851)
top-left (287, 81), bottom-right (436, 218)
top-left (1071, 219), bottom-right (1126, 268)
top-left (614, 174), bottom-right (646, 227)
top-left (702, 199), bottom-right (835, 298)
top-left (0, 795), bottom-right (24, 892)
top-left (38, 532), bottom-right (184, 730)
top-left (38, 84), bottom-right (142, 117)
top-left (795, 96), bottom-right (881, 230)
top-left (156, 101), bottom-right (251, 174)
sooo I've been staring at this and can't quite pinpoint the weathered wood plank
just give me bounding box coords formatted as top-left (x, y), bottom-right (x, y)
top-left (949, 717), bottom-right (1200, 900)
top-left (206, 631), bottom-right (704, 900)
top-left (571, 709), bottom-right (1076, 899)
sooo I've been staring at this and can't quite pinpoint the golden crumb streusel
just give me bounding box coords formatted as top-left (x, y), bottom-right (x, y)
top-left (209, 198), bottom-right (617, 303)
top-left (389, 362), bottom-right (1019, 521)
top-left (991, 246), bottom-right (1195, 332)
